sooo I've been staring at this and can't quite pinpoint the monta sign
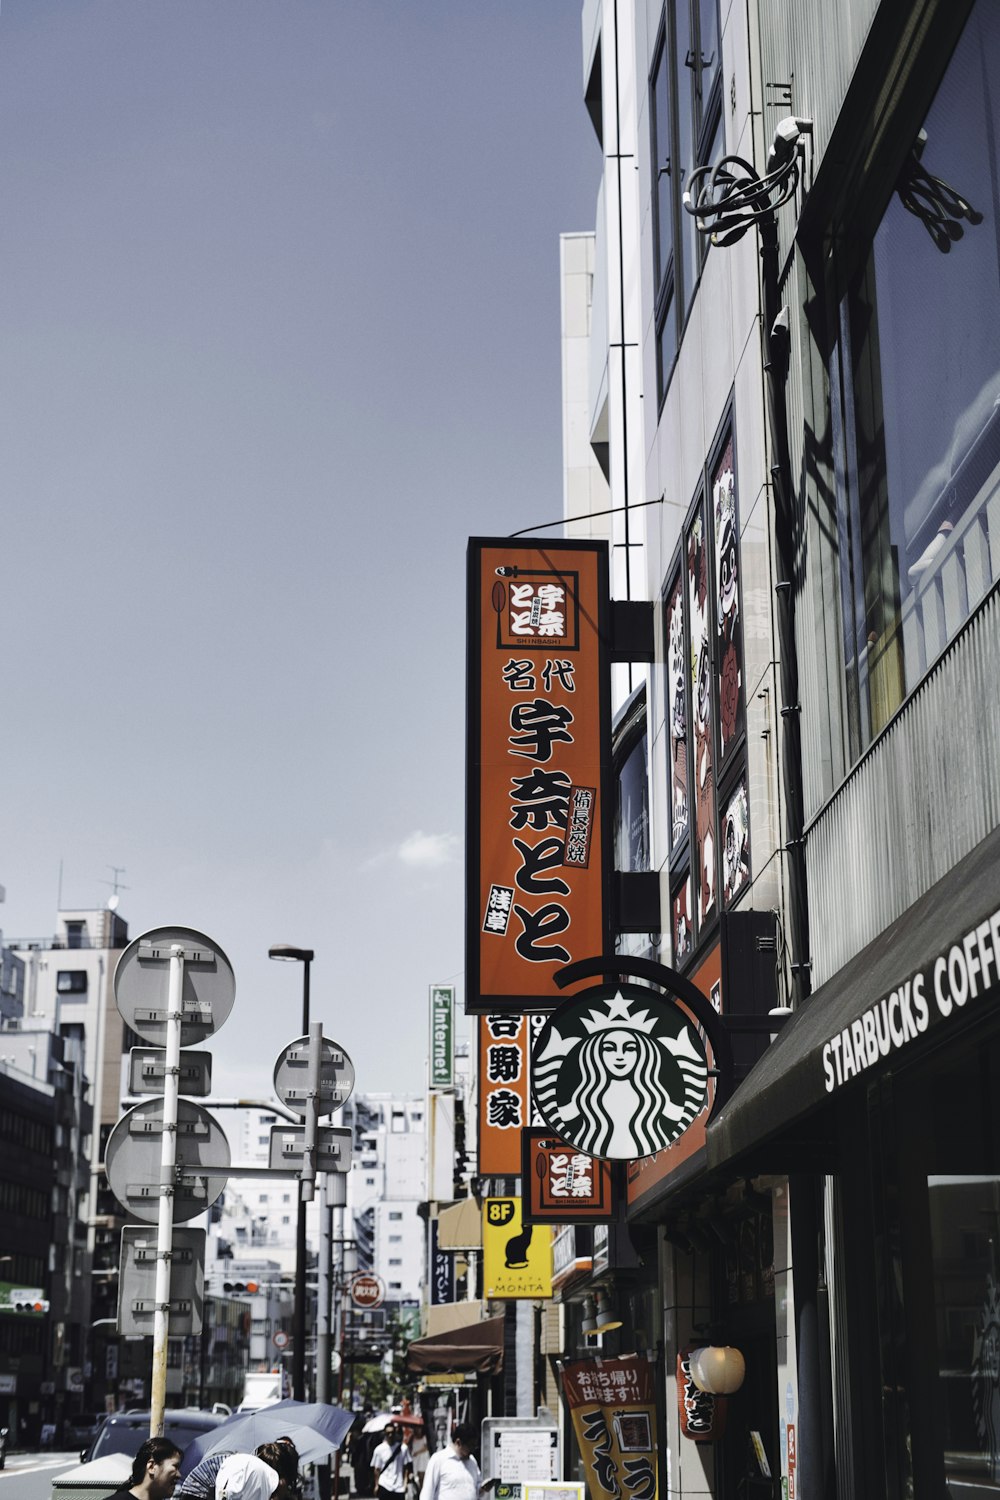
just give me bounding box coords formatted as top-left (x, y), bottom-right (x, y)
top-left (349, 1273), bottom-right (385, 1310)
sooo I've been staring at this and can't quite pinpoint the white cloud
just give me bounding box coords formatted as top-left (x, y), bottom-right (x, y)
top-left (397, 830), bottom-right (461, 870)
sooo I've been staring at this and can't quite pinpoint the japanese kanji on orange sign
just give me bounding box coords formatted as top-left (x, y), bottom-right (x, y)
top-left (466, 538), bottom-right (612, 1014)
top-left (562, 1356), bottom-right (659, 1500)
top-left (479, 1014), bottom-right (540, 1174)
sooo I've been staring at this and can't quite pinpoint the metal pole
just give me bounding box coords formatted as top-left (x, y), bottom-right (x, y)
top-left (150, 944), bottom-right (183, 1438)
top-left (292, 967), bottom-right (313, 1401)
top-left (294, 1020), bottom-right (322, 1400)
top-left (317, 1175), bottom-right (331, 1407)
top-left (333, 1210), bottom-right (347, 1500)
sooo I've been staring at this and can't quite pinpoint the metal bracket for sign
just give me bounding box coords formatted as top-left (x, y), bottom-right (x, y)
top-left (128, 1116), bottom-right (211, 1138)
top-left (133, 1002), bottom-right (214, 1025)
top-left (131, 1299), bottom-right (193, 1316)
top-left (138, 939), bottom-right (216, 964)
top-left (282, 1044), bottom-right (348, 1067)
top-left (132, 1244), bottom-right (195, 1266)
top-left (126, 1180), bottom-right (210, 1201)
top-left (280, 1086), bottom-right (352, 1106)
top-left (175, 1163), bottom-right (350, 1182)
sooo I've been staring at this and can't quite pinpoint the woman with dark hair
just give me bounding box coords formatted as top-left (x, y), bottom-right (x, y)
top-left (108, 1437), bottom-right (183, 1500)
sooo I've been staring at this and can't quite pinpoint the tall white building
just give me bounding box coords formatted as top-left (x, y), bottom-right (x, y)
top-left (341, 1093), bottom-right (425, 1303)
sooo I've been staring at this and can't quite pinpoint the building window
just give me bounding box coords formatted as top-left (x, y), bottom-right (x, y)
top-left (831, 0), bottom-right (1000, 754)
top-left (65, 922), bottom-right (85, 950)
top-left (664, 413), bottom-right (749, 962)
top-left (389, 1235), bottom-right (402, 1243)
top-left (650, 0), bottom-right (723, 402)
top-left (388, 1212), bottom-right (402, 1221)
top-left (365, 1177), bottom-right (375, 1186)
top-left (388, 1258), bottom-right (402, 1266)
top-left (56, 971), bottom-right (87, 995)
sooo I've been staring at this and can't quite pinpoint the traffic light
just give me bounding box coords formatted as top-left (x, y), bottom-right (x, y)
top-left (12, 1299), bottom-right (49, 1313)
top-left (222, 1281), bottom-right (259, 1294)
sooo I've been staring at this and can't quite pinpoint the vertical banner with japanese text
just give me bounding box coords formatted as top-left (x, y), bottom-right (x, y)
top-left (562, 1356), bottom-right (658, 1500)
top-left (479, 1013), bottom-right (543, 1174)
top-left (429, 1219), bottom-right (455, 1306)
top-left (467, 538), bottom-right (612, 1014)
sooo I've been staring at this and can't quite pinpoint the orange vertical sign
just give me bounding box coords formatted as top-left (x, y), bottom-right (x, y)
top-left (478, 1014), bottom-right (532, 1175)
top-left (467, 538), bottom-right (611, 1014)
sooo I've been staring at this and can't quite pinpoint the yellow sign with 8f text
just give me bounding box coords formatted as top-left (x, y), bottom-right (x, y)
top-left (482, 1197), bottom-right (553, 1299)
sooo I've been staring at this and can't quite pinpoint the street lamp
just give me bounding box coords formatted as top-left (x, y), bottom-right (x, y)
top-left (268, 944), bottom-right (314, 1401)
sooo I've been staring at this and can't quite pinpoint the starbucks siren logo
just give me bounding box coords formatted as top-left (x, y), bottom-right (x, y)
top-left (531, 983), bottom-right (709, 1160)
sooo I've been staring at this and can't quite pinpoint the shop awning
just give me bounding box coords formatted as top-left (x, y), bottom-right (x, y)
top-left (436, 1197), bottom-right (482, 1250)
top-left (424, 1300), bottom-right (485, 1338)
top-left (708, 824), bottom-right (1000, 1174)
top-left (406, 1315), bottom-right (505, 1375)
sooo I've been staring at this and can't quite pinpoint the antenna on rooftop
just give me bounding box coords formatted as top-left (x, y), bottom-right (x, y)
top-left (104, 866), bottom-right (129, 911)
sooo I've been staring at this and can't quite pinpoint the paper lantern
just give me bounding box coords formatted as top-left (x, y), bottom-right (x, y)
top-left (688, 1344), bottom-right (746, 1394)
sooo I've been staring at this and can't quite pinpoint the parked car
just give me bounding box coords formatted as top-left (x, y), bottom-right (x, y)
top-left (65, 1411), bottom-right (106, 1455)
top-left (81, 1408), bottom-right (227, 1465)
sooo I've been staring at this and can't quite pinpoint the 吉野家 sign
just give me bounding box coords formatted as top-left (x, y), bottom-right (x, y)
top-left (531, 982), bottom-right (709, 1160)
top-left (429, 985), bottom-right (455, 1089)
top-left (478, 1013), bottom-right (544, 1175)
top-left (466, 538), bottom-right (612, 1015)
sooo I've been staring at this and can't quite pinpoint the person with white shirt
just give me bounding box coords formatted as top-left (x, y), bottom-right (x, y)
top-left (373, 1423), bottom-right (413, 1500)
top-left (420, 1425), bottom-right (497, 1500)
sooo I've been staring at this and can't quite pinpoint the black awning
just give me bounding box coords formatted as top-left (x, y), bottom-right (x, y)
top-left (707, 824), bottom-right (1000, 1173)
top-left (406, 1315), bottom-right (505, 1375)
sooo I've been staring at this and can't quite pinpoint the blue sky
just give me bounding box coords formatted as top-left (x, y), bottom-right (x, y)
top-left (0, 1), bottom-right (601, 1096)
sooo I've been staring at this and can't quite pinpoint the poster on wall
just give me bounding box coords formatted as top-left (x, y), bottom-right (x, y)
top-left (466, 538), bottom-right (612, 1015)
top-left (687, 501), bottom-right (717, 931)
top-left (562, 1355), bottom-right (659, 1500)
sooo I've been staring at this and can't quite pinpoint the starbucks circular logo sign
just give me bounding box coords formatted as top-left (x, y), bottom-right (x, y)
top-left (531, 982), bottom-right (709, 1159)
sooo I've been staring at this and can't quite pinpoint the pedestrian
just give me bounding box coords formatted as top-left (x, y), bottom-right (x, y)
top-left (214, 1452), bottom-right (280, 1499)
top-left (179, 1440), bottom-right (299, 1500)
top-left (420, 1425), bottom-right (497, 1500)
top-left (256, 1439), bottom-right (301, 1498)
top-left (372, 1421), bottom-right (413, 1500)
top-left (107, 1437), bottom-right (184, 1500)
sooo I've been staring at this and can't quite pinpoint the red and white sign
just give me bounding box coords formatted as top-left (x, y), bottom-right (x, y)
top-left (272, 1330), bottom-right (290, 1350)
top-left (350, 1272), bottom-right (385, 1310)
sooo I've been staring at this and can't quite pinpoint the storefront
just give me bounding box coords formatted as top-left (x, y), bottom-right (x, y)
top-left (709, 823), bottom-right (1000, 1498)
